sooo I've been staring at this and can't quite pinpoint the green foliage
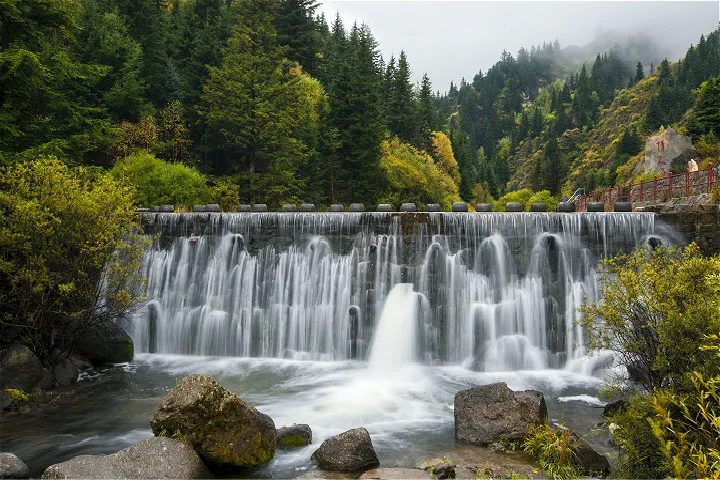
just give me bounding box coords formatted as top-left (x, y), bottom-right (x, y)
top-left (581, 244), bottom-right (720, 393)
top-left (110, 151), bottom-right (211, 207)
top-left (492, 188), bottom-right (534, 211)
top-left (522, 424), bottom-right (581, 480)
top-left (378, 138), bottom-right (460, 210)
top-left (527, 190), bottom-right (559, 212)
top-left (0, 157), bottom-right (145, 365)
top-left (693, 76), bottom-right (720, 136)
top-left (6, 388), bottom-right (28, 402)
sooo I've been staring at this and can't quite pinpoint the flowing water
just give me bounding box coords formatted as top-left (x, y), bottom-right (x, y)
top-left (0, 212), bottom-right (683, 477)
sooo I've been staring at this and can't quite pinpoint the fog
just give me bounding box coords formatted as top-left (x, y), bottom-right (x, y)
top-left (317, 1), bottom-right (719, 91)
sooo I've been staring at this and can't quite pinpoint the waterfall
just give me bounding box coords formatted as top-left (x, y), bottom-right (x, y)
top-left (367, 283), bottom-right (419, 371)
top-left (130, 211), bottom-right (672, 371)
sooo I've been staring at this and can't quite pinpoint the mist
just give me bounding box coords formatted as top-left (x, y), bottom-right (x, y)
top-left (317, 1), bottom-right (719, 91)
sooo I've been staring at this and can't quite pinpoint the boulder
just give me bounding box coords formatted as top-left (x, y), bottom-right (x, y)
top-left (300, 204), bottom-right (317, 212)
top-left (587, 202), bottom-right (605, 212)
top-left (475, 203), bottom-right (492, 212)
top-left (52, 358), bottom-right (79, 387)
top-left (602, 399), bottom-right (627, 418)
top-left (569, 432), bottom-right (610, 476)
top-left (359, 468), bottom-right (430, 479)
top-left (158, 205), bottom-right (175, 213)
top-left (454, 382), bottom-right (547, 445)
top-left (252, 204), bottom-right (268, 212)
top-left (282, 204), bottom-right (298, 212)
top-left (418, 460), bottom-right (455, 479)
top-left (635, 127), bottom-right (698, 175)
top-left (192, 205), bottom-right (206, 212)
top-left (311, 428), bottom-right (379, 471)
top-left (41, 437), bottom-right (210, 479)
top-left (614, 201), bottom-right (633, 212)
top-left (205, 204), bottom-right (221, 212)
top-left (376, 204), bottom-right (393, 212)
top-left (505, 202), bottom-right (523, 212)
top-left (399, 203), bottom-right (417, 212)
top-left (557, 202), bottom-right (576, 212)
top-left (0, 389), bottom-right (21, 411)
top-left (530, 202), bottom-right (547, 212)
top-left (329, 204), bottom-right (345, 212)
top-left (75, 321), bottom-right (134, 364)
top-left (237, 205), bottom-right (252, 212)
top-left (349, 203), bottom-right (365, 212)
top-left (151, 375), bottom-right (275, 470)
top-left (277, 423), bottom-right (312, 447)
top-left (0, 344), bottom-right (53, 391)
top-left (0, 453), bottom-right (29, 479)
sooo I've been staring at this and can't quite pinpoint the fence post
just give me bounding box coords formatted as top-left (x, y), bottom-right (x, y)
top-left (668, 171), bottom-right (673, 199)
top-left (640, 179), bottom-right (644, 202)
top-left (654, 175), bottom-right (658, 200)
top-left (617, 184), bottom-right (622, 202)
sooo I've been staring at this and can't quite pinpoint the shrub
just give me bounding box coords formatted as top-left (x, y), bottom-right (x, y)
top-left (110, 151), bottom-right (211, 207)
top-left (522, 424), bottom-right (581, 479)
top-left (492, 188), bottom-right (534, 211)
top-left (527, 190), bottom-right (559, 212)
top-left (0, 157), bottom-right (145, 365)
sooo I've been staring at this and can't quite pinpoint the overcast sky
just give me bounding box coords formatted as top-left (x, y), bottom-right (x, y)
top-left (316, 1), bottom-right (720, 91)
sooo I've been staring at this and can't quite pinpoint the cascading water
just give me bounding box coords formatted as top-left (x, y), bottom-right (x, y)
top-left (131, 211), bottom-right (671, 372)
top-left (367, 283), bottom-right (420, 371)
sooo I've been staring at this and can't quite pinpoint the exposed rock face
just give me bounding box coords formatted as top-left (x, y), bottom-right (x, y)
top-left (454, 382), bottom-right (547, 445)
top-left (602, 399), bottom-right (627, 418)
top-left (41, 437), bottom-right (210, 479)
top-left (151, 375), bottom-right (276, 470)
top-left (0, 344), bottom-right (53, 391)
top-left (569, 432), bottom-right (611, 476)
top-left (636, 127), bottom-right (698, 175)
top-left (0, 453), bottom-right (30, 479)
top-left (75, 321), bottom-right (134, 364)
top-left (52, 358), bottom-right (79, 387)
top-left (311, 428), bottom-right (379, 471)
top-left (277, 423), bottom-right (312, 447)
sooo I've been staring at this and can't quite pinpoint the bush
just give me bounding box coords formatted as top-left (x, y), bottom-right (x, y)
top-left (0, 157), bottom-right (145, 365)
top-left (110, 151), bottom-right (211, 207)
top-left (522, 424), bottom-right (581, 479)
top-left (580, 244), bottom-right (720, 393)
top-left (527, 190), bottom-right (559, 212)
top-left (492, 188), bottom-right (534, 211)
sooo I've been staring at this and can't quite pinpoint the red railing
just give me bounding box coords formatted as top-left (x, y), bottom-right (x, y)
top-left (576, 163), bottom-right (718, 211)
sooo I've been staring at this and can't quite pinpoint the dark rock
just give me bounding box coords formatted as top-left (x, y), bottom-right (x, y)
top-left (300, 204), bottom-right (316, 212)
top-left (0, 453), bottom-right (29, 479)
top-left (150, 206), bottom-right (159, 212)
top-left (151, 374), bottom-right (275, 470)
top-left (52, 358), bottom-right (79, 387)
top-left (75, 321), bottom-right (134, 364)
top-left (452, 202), bottom-right (468, 212)
top-left (376, 204), bottom-right (393, 212)
top-left (505, 202), bottom-right (523, 212)
top-left (569, 431), bottom-right (611, 476)
top-left (237, 205), bottom-right (252, 212)
top-left (311, 427), bottom-right (379, 471)
top-left (277, 423), bottom-right (312, 447)
top-left (0, 344), bottom-right (52, 391)
top-left (587, 202), bottom-right (605, 212)
top-left (159, 205), bottom-right (175, 213)
top-left (530, 202), bottom-right (547, 212)
top-left (252, 204), bottom-right (268, 212)
top-left (557, 202), bottom-right (576, 212)
top-left (41, 437), bottom-right (211, 479)
top-left (329, 204), bottom-right (345, 212)
top-left (0, 390), bottom-right (20, 412)
top-left (205, 204), bottom-right (221, 212)
top-left (426, 203), bottom-right (442, 212)
top-left (349, 203), bottom-right (365, 212)
top-left (360, 468), bottom-right (430, 479)
top-left (475, 203), bottom-right (492, 212)
top-left (614, 201), bottom-right (632, 212)
top-left (602, 399), bottom-right (627, 418)
top-left (135, 207), bottom-right (150, 213)
top-left (399, 203), bottom-right (417, 212)
top-left (282, 204), bottom-right (298, 212)
top-left (454, 382), bottom-right (547, 445)
top-left (192, 205), bottom-right (206, 212)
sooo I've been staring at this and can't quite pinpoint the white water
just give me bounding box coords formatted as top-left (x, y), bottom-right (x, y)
top-left (130, 212), bottom-right (677, 372)
top-left (368, 283), bottom-right (419, 371)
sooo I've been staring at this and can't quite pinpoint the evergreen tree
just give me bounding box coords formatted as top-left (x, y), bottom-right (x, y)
top-left (693, 76), bottom-right (720, 135)
top-left (449, 127), bottom-right (475, 201)
top-left (274, 0), bottom-right (321, 76)
top-left (635, 61), bottom-right (645, 83)
top-left (415, 73), bottom-right (436, 151)
top-left (387, 50), bottom-right (416, 142)
top-left (202, 0), bottom-right (305, 200)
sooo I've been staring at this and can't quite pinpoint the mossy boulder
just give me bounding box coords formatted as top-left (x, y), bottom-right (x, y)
top-left (75, 321), bottom-right (134, 364)
top-left (277, 424), bottom-right (312, 447)
top-left (151, 375), bottom-right (276, 471)
top-left (0, 344), bottom-right (53, 391)
top-left (311, 427), bottom-right (379, 471)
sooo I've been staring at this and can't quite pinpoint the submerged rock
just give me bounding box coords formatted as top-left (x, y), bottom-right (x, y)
top-left (41, 436), bottom-right (210, 479)
top-left (277, 423), bottom-right (312, 447)
top-left (311, 427), bottom-right (379, 471)
top-left (0, 453), bottom-right (30, 479)
top-left (569, 431), bottom-right (611, 476)
top-left (454, 382), bottom-right (547, 445)
top-left (151, 374), bottom-right (276, 470)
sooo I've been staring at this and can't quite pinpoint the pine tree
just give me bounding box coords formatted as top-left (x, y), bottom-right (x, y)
top-left (274, 0), bottom-right (321, 76)
top-left (635, 61), bottom-right (644, 83)
top-left (387, 50), bottom-right (416, 142)
top-left (694, 76), bottom-right (720, 135)
top-left (202, 0), bottom-right (305, 200)
top-left (415, 73), bottom-right (436, 151)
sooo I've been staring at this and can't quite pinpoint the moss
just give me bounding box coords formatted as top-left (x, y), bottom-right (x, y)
top-left (279, 433), bottom-right (307, 447)
top-left (6, 388), bottom-right (28, 402)
top-left (115, 337), bottom-right (134, 360)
